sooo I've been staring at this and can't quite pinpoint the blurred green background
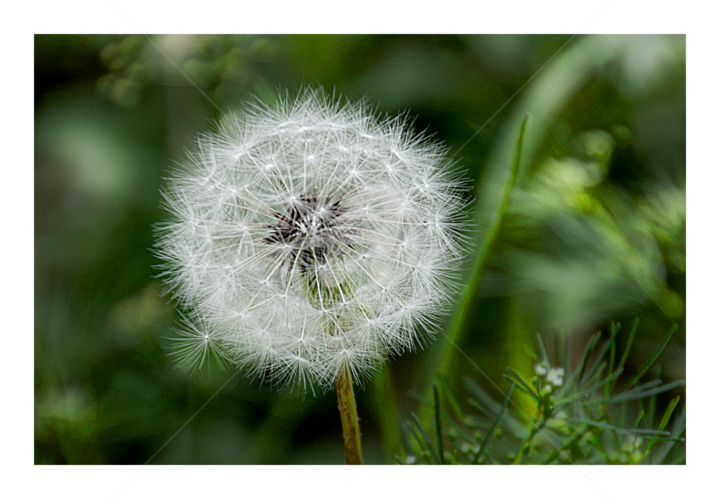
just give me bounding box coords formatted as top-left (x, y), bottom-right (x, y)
top-left (35, 34), bottom-right (685, 464)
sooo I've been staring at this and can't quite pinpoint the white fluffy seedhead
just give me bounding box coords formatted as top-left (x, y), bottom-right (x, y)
top-left (156, 89), bottom-right (467, 390)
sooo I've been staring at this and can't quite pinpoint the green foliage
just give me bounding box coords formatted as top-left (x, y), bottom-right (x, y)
top-left (404, 322), bottom-right (685, 464)
top-left (35, 34), bottom-right (685, 464)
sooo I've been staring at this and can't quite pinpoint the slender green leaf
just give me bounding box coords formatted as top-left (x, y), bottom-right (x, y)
top-left (473, 383), bottom-right (515, 464)
top-left (504, 367), bottom-right (539, 400)
top-left (576, 331), bottom-right (602, 385)
top-left (423, 114), bottom-right (531, 399)
top-left (625, 325), bottom-right (678, 388)
top-left (433, 384), bottom-right (445, 464)
top-left (617, 317), bottom-right (640, 375)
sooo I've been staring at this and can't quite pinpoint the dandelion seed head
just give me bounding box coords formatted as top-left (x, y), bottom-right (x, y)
top-left (156, 89), bottom-right (468, 389)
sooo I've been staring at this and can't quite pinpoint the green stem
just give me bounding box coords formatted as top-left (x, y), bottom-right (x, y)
top-left (337, 364), bottom-right (363, 464)
top-left (437, 114), bottom-right (529, 382)
top-left (418, 115), bottom-right (530, 428)
top-left (514, 415), bottom-right (548, 464)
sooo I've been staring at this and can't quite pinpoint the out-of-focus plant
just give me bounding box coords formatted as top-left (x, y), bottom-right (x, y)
top-left (404, 321), bottom-right (685, 464)
top-left (417, 35), bottom-right (685, 414)
top-left (486, 129), bottom-right (685, 331)
top-left (97, 35), bottom-right (280, 108)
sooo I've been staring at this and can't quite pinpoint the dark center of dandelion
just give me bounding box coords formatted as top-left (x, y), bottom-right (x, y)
top-left (264, 194), bottom-right (350, 272)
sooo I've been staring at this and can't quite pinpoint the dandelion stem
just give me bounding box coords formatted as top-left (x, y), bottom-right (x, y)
top-left (337, 364), bottom-right (363, 464)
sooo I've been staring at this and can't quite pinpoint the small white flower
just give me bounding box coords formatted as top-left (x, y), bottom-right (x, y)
top-left (534, 362), bottom-right (564, 392)
top-left (547, 367), bottom-right (565, 387)
top-left (156, 89), bottom-right (467, 389)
